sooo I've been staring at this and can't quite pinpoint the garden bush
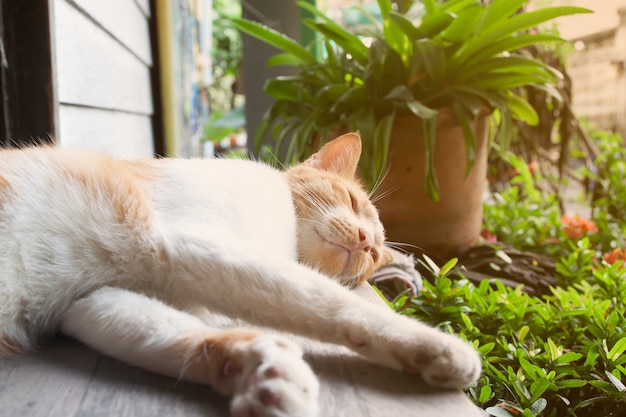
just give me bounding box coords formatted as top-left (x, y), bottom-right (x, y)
top-left (384, 131), bottom-right (626, 416)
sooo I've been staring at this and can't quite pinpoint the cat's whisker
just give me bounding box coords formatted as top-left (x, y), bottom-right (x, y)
top-left (370, 185), bottom-right (399, 204)
top-left (384, 240), bottom-right (424, 254)
top-left (368, 163), bottom-right (391, 199)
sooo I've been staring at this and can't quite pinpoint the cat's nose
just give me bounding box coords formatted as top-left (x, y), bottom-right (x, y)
top-left (356, 228), bottom-right (373, 252)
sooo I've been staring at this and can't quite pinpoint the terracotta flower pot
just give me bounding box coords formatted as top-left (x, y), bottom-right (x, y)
top-left (375, 109), bottom-right (489, 259)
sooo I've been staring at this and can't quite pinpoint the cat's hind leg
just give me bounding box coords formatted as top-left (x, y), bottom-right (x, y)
top-left (59, 287), bottom-right (319, 417)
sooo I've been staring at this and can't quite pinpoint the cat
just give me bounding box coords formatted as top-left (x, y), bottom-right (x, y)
top-left (0, 133), bottom-right (481, 417)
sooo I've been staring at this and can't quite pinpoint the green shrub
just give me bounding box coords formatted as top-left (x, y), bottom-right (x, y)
top-left (383, 143), bottom-right (626, 416)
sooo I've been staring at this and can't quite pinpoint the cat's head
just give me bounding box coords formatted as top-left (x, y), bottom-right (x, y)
top-left (284, 133), bottom-right (394, 288)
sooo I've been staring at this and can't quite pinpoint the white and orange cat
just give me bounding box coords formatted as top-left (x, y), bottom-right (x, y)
top-left (0, 133), bottom-right (480, 417)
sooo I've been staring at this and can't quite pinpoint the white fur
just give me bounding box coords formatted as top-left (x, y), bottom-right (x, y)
top-left (0, 146), bottom-right (481, 417)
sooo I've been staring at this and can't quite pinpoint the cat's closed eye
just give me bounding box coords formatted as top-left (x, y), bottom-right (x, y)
top-left (348, 191), bottom-right (359, 214)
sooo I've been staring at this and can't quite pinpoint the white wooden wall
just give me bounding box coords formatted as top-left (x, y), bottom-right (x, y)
top-left (53, 0), bottom-right (155, 158)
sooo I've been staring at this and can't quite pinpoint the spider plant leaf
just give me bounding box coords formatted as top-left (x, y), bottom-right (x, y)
top-left (457, 55), bottom-right (561, 84)
top-left (266, 53), bottom-right (303, 67)
top-left (373, 112), bottom-right (395, 185)
top-left (413, 39), bottom-right (446, 86)
top-left (415, 11), bottom-right (455, 39)
top-left (377, 0), bottom-right (393, 18)
top-left (388, 12), bottom-right (422, 41)
top-left (422, 115), bottom-right (440, 202)
top-left (459, 6), bottom-right (591, 60)
top-left (295, 0), bottom-right (335, 24)
top-left (232, 18), bottom-right (316, 65)
top-left (507, 92), bottom-right (539, 126)
top-left (452, 101), bottom-right (476, 176)
top-left (442, 4), bottom-right (484, 42)
top-left (306, 20), bottom-right (369, 65)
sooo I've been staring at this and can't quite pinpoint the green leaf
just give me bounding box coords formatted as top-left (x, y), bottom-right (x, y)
top-left (452, 34), bottom-right (564, 71)
top-left (518, 325), bottom-right (529, 342)
top-left (555, 379), bottom-right (586, 389)
top-left (422, 115), bottom-right (440, 201)
top-left (388, 12), bottom-right (421, 40)
top-left (422, 254), bottom-right (440, 275)
top-left (480, 0), bottom-right (528, 31)
top-left (452, 102), bottom-right (476, 176)
top-left (608, 336), bottom-right (626, 361)
top-left (415, 11), bottom-right (455, 39)
top-left (460, 6), bottom-right (592, 60)
top-left (479, 384), bottom-right (493, 403)
top-left (530, 377), bottom-right (550, 402)
top-left (440, 258), bottom-right (459, 276)
top-left (377, 0), bottom-right (393, 18)
top-left (407, 101), bottom-right (438, 119)
top-left (304, 20), bottom-right (369, 65)
top-left (232, 18), bottom-right (316, 65)
top-left (605, 370), bottom-right (626, 392)
top-left (547, 338), bottom-right (560, 361)
top-left (478, 342), bottom-right (495, 356)
top-left (266, 53), bottom-right (304, 67)
top-left (507, 93), bottom-right (539, 126)
top-left (555, 351), bottom-right (583, 365)
top-left (519, 358), bottom-right (538, 380)
top-left (372, 112), bottom-right (395, 183)
top-left (468, 73), bottom-right (554, 90)
top-left (442, 4), bottom-right (484, 42)
top-left (413, 39), bottom-right (446, 86)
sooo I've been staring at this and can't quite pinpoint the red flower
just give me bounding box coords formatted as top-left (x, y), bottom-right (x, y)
top-left (561, 215), bottom-right (598, 240)
top-left (480, 228), bottom-right (498, 243)
top-left (603, 248), bottom-right (626, 266)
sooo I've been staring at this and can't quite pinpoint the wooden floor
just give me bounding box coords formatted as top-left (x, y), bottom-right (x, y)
top-left (0, 286), bottom-right (484, 417)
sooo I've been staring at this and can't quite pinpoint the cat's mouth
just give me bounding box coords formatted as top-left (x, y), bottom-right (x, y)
top-left (313, 228), bottom-right (356, 279)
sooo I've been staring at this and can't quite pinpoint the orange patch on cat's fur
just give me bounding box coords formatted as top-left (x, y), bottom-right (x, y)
top-left (60, 152), bottom-right (156, 230)
top-left (0, 174), bottom-right (12, 211)
top-left (178, 328), bottom-right (262, 395)
top-left (0, 335), bottom-right (26, 356)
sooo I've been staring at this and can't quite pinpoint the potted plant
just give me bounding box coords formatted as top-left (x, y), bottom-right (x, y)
top-left (233, 0), bottom-right (590, 257)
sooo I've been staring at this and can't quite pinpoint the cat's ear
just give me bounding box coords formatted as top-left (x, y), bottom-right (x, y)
top-left (380, 247), bottom-right (394, 267)
top-left (303, 132), bottom-right (362, 178)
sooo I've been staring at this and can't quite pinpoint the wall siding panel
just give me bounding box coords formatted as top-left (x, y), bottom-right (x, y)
top-left (71, 0), bottom-right (152, 65)
top-left (59, 105), bottom-right (154, 158)
top-left (55, 0), bottom-right (153, 116)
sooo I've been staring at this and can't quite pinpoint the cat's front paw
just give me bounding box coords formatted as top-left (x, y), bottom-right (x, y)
top-left (230, 335), bottom-right (319, 417)
top-left (415, 333), bottom-right (482, 389)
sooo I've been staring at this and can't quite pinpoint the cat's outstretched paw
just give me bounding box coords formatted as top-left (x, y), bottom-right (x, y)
top-left (415, 333), bottom-right (482, 389)
top-left (230, 336), bottom-right (319, 417)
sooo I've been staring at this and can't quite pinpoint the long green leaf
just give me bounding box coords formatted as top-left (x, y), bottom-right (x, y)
top-left (377, 0), bottom-right (393, 18)
top-left (457, 34), bottom-right (564, 70)
top-left (423, 115), bottom-right (440, 201)
top-left (442, 4), bottom-right (484, 42)
top-left (232, 18), bottom-right (316, 65)
top-left (468, 73), bottom-right (553, 90)
top-left (456, 55), bottom-right (561, 83)
top-left (306, 21), bottom-right (369, 65)
top-left (608, 336), bottom-right (626, 361)
top-left (373, 112), bottom-right (395, 185)
top-left (416, 11), bottom-right (455, 39)
top-left (452, 102), bottom-right (476, 175)
top-left (507, 93), bottom-right (539, 126)
top-left (459, 6), bottom-right (591, 60)
top-left (480, 0), bottom-right (529, 31)
top-left (295, 0), bottom-right (334, 24)
top-left (266, 53), bottom-right (303, 67)
top-left (388, 12), bottom-right (421, 40)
